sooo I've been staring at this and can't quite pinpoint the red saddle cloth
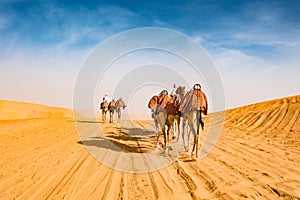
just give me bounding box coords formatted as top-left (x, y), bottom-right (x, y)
top-left (165, 97), bottom-right (180, 115)
top-left (148, 95), bottom-right (158, 111)
top-left (101, 101), bottom-right (109, 109)
top-left (178, 89), bottom-right (208, 114)
top-left (116, 99), bottom-right (126, 107)
top-left (109, 101), bottom-right (116, 108)
top-left (148, 94), bottom-right (169, 113)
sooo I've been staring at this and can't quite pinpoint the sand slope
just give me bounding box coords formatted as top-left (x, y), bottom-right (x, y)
top-left (0, 100), bottom-right (73, 120)
top-left (0, 96), bottom-right (299, 199)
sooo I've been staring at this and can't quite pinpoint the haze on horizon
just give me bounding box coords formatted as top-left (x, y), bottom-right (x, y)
top-left (1, 0), bottom-right (300, 115)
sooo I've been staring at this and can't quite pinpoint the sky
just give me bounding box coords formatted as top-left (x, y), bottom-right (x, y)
top-left (1, 0), bottom-right (300, 114)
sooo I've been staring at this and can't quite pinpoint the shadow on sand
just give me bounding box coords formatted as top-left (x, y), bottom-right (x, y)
top-left (77, 126), bottom-right (157, 153)
top-left (69, 120), bottom-right (102, 123)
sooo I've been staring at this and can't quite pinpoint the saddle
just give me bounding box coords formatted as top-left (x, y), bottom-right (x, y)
top-left (165, 97), bottom-right (180, 116)
top-left (148, 94), bottom-right (169, 114)
top-left (108, 101), bottom-right (116, 109)
top-left (116, 99), bottom-right (126, 107)
top-left (100, 101), bottom-right (109, 109)
top-left (179, 89), bottom-right (208, 114)
top-left (148, 95), bottom-right (158, 111)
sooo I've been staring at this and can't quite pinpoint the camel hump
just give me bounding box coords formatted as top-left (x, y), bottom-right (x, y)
top-left (116, 99), bottom-right (126, 107)
top-left (109, 101), bottom-right (116, 107)
top-left (101, 101), bottom-right (109, 109)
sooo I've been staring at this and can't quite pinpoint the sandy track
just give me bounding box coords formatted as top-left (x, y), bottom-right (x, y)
top-left (1, 96), bottom-right (300, 199)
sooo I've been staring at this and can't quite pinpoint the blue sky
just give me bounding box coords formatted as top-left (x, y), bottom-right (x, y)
top-left (1, 0), bottom-right (300, 110)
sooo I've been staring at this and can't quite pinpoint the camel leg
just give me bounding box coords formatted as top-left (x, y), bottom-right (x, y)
top-left (117, 108), bottom-right (121, 122)
top-left (195, 122), bottom-right (202, 158)
top-left (187, 125), bottom-right (191, 152)
top-left (171, 119), bottom-right (175, 140)
top-left (167, 124), bottom-right (173, 151)
top-left (182, 118), bottom-right (189, 151)
top-left (153, 116), bottom-right (161, 148)
top-left (188, 113), bottom-right (197, 156)
top-left (191, 133), bottom-right (196, 154)
top-left (168, 115), bottom-right (176, 140)
top-left (163, 125), bottom-right (166, 149)
top-left (109, 110), bottom-right (114, 123)
top-left (195, 111), bottom-right (204, 158)
top-left (191, 121), bottom-right (200, 154)
top-left (176, 116), bottom-right (181, 142)
top-left (102, 110), bottom-right (106, 122)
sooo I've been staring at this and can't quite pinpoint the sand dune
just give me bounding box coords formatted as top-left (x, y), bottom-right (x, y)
top-left (0, 96), bottom-right (299, 199)
top-left (0, 100), bottom-right (73, 120)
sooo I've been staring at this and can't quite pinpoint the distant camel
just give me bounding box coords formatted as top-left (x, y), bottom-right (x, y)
top-left (115, 98), bottom-right (126, 122)
top-left (108, 99), bottom-right (116, 123)
top-left (100, 101), bottom-right (109, 122)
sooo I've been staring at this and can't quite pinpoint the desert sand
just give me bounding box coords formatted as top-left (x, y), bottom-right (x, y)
top-left (0, 96), bottom-right (299, 199)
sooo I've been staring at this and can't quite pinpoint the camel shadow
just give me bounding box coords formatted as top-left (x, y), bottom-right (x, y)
top-left (68, 119), bottom-right (102, 123)
top-left (77, 127), bottom-right (157, 153)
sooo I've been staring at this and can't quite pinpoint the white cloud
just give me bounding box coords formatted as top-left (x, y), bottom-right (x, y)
top-left (192, 35), bottom-right (205, 44)
top-left (213, 48), bottom-right (279, 72)
top-left (233, 33), bottom-right (299, 47)
top-left (97, 5), bottom-right (138, 29)
top-left (0, 45), bottom-right (88, 108)
top-left (153, 19), bottom-right (168, 27)
top-left (209, 47), bottom-right (300, 109)
top-left (0, 3), bottom-right (142, 108)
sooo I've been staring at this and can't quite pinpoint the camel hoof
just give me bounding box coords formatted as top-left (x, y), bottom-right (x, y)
top-left (184, 146), bottom-right (189, 152)
top-left (191, 154), bottom-right (197, 161)
top-left (160, 146), bottom-right (167, 153)
top-left (155, 143), bottom-right (161, 149)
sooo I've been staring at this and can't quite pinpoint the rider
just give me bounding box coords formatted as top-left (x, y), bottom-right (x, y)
top-left (103, 94), bottom-right (111, 102)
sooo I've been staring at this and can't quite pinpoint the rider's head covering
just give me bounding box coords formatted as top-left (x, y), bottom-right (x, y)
top-left (193, 83), bottom-right (201, 90)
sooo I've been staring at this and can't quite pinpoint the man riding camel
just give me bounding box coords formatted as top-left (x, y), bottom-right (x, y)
top-left (103, 94), bottom-right (111, 103)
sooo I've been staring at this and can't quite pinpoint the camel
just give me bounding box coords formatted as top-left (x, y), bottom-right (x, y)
top-left (178, 84), bottom-right (208, 159)
top-left (115, 97), bottom-right (126, 122)
top-left (108, 99), bottom-right (116, 123)
top-left (100, 101), bottom-right (109, 122)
